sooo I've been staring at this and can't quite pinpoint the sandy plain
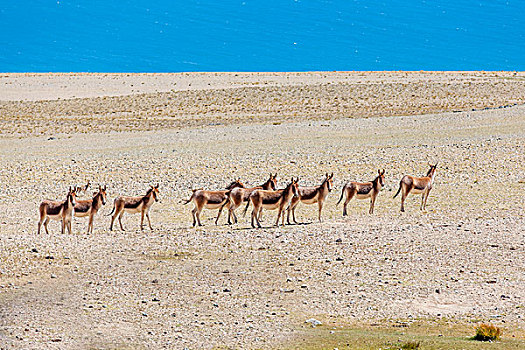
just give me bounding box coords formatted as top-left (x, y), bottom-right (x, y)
top-left (0, 72), bottom-right (524, 349)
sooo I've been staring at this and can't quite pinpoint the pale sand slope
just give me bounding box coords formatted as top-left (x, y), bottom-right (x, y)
top-left (2, 71), bottom-right (524, 102)
top-left (0, 73), bottom-right (524, 349)
top-left (1, 72), bottom-right (525, 136)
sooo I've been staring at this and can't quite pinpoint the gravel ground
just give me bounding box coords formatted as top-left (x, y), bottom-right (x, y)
top-left (0, 73), bottom-right (524, 349)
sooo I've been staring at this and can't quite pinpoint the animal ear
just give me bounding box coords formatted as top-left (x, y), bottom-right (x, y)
top-left (382, 169), bottom-right (385, 174)
top-left (156, 183), bottom-right (159, 188)
top-left (93, 191), bottom-right (97, 196)
top-left (378, 169), bottom-right (381, 174)
top-left (103, 185), bottom-right (107, 190)
top-left (331, 172), bottom-right (334, 178)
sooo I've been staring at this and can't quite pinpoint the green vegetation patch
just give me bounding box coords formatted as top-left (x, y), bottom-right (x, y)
top-left (283, 321), bottom-right (524, 350)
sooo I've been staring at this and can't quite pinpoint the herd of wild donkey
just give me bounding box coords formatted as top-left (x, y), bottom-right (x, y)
top-left (37, 163), bottom-right (438, 234)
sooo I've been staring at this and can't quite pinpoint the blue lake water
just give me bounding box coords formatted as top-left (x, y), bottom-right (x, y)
top-left (0, 1), bottom-right (523, 72)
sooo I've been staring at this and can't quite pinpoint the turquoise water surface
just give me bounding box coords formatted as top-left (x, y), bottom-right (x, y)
top-left (1, 1), bottom-right (523, 72)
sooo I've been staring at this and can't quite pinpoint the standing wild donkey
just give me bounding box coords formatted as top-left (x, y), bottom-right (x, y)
top-left (75, 181), bottom-right (91, 197)
top-left (394, 163), bottom-right (437, 212)
top-left (222, 174), bottom-right (278, 225)
top-left (109, 184), bottom-right (160, 231)
top-left (74, 185), bottom-right (107, 234)
top-left (287, 173), bottom-right (333, 224)
top-left (246, 178), bottom-right (299, 228)
top-left (183, 179), bottom-right (245, 227)
top-left (37, 187), bottom-right (77, 234)
top-left (337, 170), bottom-right (385, 215)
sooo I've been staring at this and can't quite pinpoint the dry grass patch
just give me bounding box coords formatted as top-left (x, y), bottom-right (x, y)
top-left (473, 323), bottom-right (502, 342)
top-left (282, 320), bottom-right (523, 350)
top-left (399, 341), bottom-right (421, 349)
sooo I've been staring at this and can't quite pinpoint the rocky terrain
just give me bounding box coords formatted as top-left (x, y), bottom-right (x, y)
top-left (0, 72), bottom-right (524, 349)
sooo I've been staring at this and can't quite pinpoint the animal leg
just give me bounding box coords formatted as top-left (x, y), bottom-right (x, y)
top-left (343, 191), bottom-right (354, 216)
top-left (369, 194), bottom-right (376, 214)
top-left (88, 214), bottom-right (94, 234)
top-left (37, 215), bottom-right (45, 234)
top-left (215, 205), bottom-right (224, 225)
top-left (192, 207), bottom-right (197, 227)
top-left (140, 211), bottom-right (145, 230)
top-left (232, 209), bottom-right (238, 224)
top-left (423, 190), bottom-right (431, 210)
top-left (44, 218), bottom-right (50, 234)
top-left (251, 207), bottom-right (261, 228)
top-left (275, 208), bottom-right (282, 227)
top-left (118, 212), bottom-right (125, 231)
top-left (400, 188), bottom-right (409, 212)
top-left (227, 208), bottom-right (232, 225)
top-left (290, 208), bottom-right (296, 224)
top-left (318, 201), bottom-right (323, 222)
top-left (195, 207), bottom-right (203, 226)
top-left (146, 212), bottom-right (153, 230)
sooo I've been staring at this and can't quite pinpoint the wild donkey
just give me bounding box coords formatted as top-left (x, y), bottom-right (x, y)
top-left (74, 185), bottom-right (107, 234)
top-left (246, 178), bottom-right (299, 228)
top-left (37, 187), bottom-right (77, 234)
top-left (75, 181), bottom-right (90, 197)
top-left (337, 170), bottom-right (385, 215)
top-left (109, 184), bottom-right (160, 231)
top-left (287, 173), bottom-right (333, 224)
top-left (222, 174), bottom-right (278, 225)
top-left (394, 163), bottom-right (437, 212)
top-left (183, 179), bottom-right (245, 227)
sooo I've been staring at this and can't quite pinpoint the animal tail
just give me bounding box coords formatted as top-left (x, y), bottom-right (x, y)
top-left (243, 197), bottom-right (251, 217)
top-left (336, 184), bottom-right (347, 205)
top-left (393, 181), bottom-right (402, 198)
top-left (219, 191), bottom-right (231, 210)
top-left (182, 188), bottom-right (201, 205)
top-left (106, 198), bottom-right (117, 216)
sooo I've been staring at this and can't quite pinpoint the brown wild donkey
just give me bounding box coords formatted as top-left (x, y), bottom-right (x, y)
top-left (74, 185), bottom-right (107, 234)
top-left (37, 187), bottom-right (77, 234)
top-left (337, 169), bottom-right (385, 215)
top-left (109, 184), bottom-right (160, 231)
top-left (183, 179), bottom-right (245, 227)
top-left (393, 163), bottom-right (437, 212)
top-left (75, 181), bottom-right (90, 197)
top-left (221, 174), bottom-right (278, 225)
top-left (245, 178), bottom-right (299, 228)
top-left (287, 173), bottom-right (333, 224)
